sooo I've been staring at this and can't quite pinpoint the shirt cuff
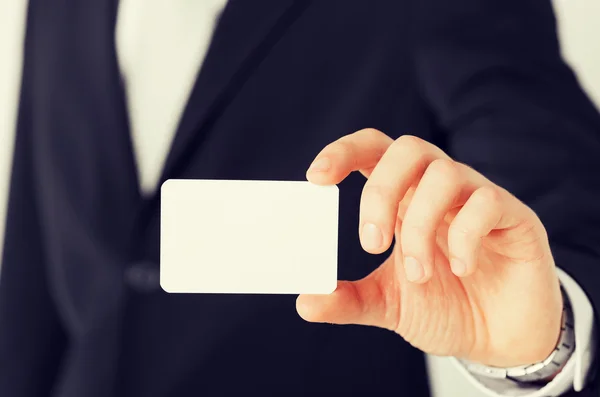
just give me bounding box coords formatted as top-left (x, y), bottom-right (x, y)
top-left (449, 267), bottom-right (596, 397)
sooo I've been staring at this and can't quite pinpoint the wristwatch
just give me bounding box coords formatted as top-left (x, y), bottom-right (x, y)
top-left (461, 288), bottom-right (575, 383)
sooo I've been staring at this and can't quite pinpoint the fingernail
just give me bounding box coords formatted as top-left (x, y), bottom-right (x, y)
top-left (450, 258), bottom-right (466, 276)
top-left (404, 257), bottom-right (424, 282)
top-left (308, 157), bottom-right (331, 172)
top-left (361, 223), bottom-right (383, 251)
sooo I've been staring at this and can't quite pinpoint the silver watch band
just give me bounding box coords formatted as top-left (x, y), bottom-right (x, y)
top-left (462, 288), bottom-right (575, 383)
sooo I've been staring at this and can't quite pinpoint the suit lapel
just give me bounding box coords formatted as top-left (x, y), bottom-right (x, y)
top-left (159, 0), bottom-right (310, 184)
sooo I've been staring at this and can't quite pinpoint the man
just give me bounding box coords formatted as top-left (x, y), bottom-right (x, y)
top-left (1, 0), bottom-right (599, 396)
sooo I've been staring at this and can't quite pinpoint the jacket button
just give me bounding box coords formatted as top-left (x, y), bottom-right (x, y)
top-left (125, 262), bottom-right (160, 292)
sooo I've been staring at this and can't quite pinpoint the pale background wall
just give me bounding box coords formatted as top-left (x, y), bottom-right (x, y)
top-left (0, 0), bottom-right (27, 263)
top-left (0, 1), bottom-right (598, 395)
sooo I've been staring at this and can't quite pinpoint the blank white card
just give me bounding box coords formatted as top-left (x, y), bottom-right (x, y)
top-left (160, 179), bottom-right (339, 294)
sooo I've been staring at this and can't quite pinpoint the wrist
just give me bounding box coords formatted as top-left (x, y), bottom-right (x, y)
top-left (462, 286), bottom-right (575, 383)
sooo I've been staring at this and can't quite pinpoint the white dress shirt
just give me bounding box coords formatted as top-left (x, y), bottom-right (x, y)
top-left (0, 1), bottom-right (595, 396)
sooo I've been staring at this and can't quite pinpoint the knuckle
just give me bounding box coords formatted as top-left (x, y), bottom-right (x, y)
top-left (328, 138), bottom-right (357, 167)
top-left (427, 158), bottom-right (460, 181)
top-left (473, 186), bottom-right (502, 206)
top-left (513, 216), bottom-right (547, 248)
top-left (356, 128), bottom-right (384, 139)
top-left (392, 136), bottom-right (436, 174)
top-left (330, 138), bottom-right (354, 156)
top-left (361, 183), bottom-right (395, 204)
top-left (401, 220), bottom-right (432, 241)
top-left (394, 135), bottom-right (424, 154)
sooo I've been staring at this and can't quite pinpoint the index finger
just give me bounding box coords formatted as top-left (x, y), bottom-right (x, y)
top-left (306, 128), bottom-right (393, 185)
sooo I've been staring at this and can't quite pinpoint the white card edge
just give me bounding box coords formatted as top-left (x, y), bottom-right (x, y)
top-left (159, 178), bottom-right (339, 296)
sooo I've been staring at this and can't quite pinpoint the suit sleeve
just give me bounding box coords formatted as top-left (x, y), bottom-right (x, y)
top-left (0, 71), bottom-right (68, 396)
top-left (412, 0), bottom-right (600, 395)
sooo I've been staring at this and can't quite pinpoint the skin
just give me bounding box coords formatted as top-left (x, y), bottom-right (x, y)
top-left (296, 129), bottom-right (563, 369)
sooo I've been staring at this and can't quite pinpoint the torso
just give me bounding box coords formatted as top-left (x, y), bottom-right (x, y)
top-left (20, 1), bottom-right (438, 395)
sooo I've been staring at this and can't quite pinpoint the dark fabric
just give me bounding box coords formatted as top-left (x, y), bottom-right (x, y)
top-left (1, 0), bottom-right (599, 396)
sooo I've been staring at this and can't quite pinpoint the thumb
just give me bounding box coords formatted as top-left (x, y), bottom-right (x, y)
top-left (296, 261), bottom-right (400, 332)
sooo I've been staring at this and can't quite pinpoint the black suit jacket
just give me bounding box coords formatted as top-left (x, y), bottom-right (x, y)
top-left (1, 0), bottom-right (600, 396)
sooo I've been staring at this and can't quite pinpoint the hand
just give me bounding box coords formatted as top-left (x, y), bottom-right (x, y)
top-left (296, 129), bottom-right (563, 368)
